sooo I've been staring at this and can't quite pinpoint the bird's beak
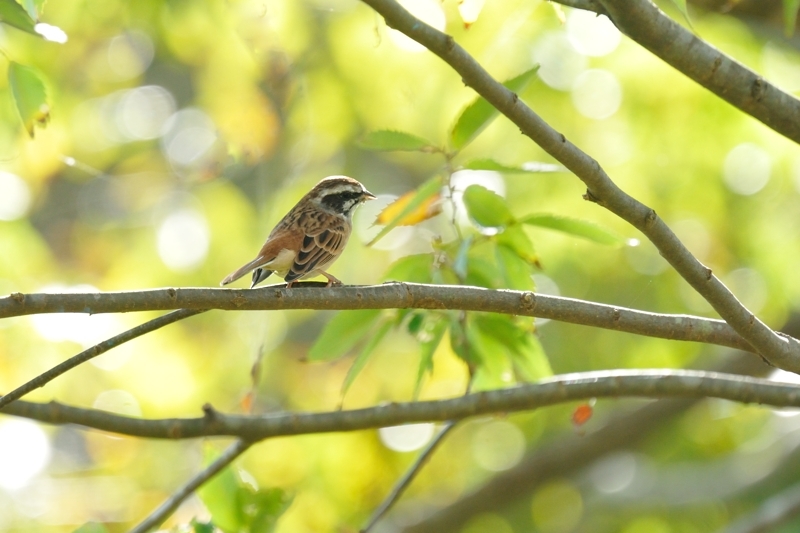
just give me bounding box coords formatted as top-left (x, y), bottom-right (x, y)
top-left (363, 190), bottom-right (377, 200)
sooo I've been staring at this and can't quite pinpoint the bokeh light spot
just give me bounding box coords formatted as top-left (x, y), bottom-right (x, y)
top-left (723, 143), bottom-right (771, 196)
top-left (0, 419), bottom-right (51, 490)
top-left (533, 32), bottom-right (587, 91)
top-left (161, 108), bottom-right (218, 168)
top-left (0, 171), bottom-right (32, 221)
top-left (107, 31), bottom-right (154, 80)
top-left (531, 479), bottom-right (583, 533)
top-left (93, 390), bottom-right (142, 417)
top-left (589, 452), bottom-right (637, 494)
top-left (116, 86), bottom-right (176, 141)
top-left (156, 208), bottom-right (210, 271)
top-left (566, 10), bottom-right (620, 57)
top-left (388, 0), bottom-right (445, 52)
top-left (34, 23), bottom-right (67, 43)
top-left (378, 423), bottom-right (435, 452)
top-left (471, 420), bottom-right (525, 472)
top-left (571, 69), bottom-right (622, 120)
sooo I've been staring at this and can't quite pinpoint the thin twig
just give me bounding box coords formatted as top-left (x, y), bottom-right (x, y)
top-left (128, 439), bottom-right (252, 533)
top-left (357, 0), bottom-right (800, 373)
top-left (0, 284), bottom-right (767, 354)
top-left (0, 308), bottom-right (206, 409)
top-left (362, 421), bottom-right (459, 532)
top-left (3, 370), bottom-right (798, 440)
top-left (363, 378), bottom-right (474, 532)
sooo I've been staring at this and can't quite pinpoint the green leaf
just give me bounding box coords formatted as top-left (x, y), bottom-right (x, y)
top-left (463, 184), bottom-right (514, 228)
top-left (463, 158), bottom-right (564, 174)
top-left (413, 315), bottom-right (447, 399)
top-left (357, 129), bottom-right (439, 152)
top-left (466, 318), bottom-right (513, 390)
top-left (784, 0), bottom-right (800, 36)
top-left (21, 0), bottom-right (39, 19)
top-left (452, 235), bottom-right (472, 280)
top-left (383, 253), bottom-right (434, 283)
top-left (450, 66), bottom-right (539, 150)
top-left (474, 314), bottom-right (552, 382)
top-left (496, 225), bottom-right (538, 265)
top-left (0, 0), bottom-right (37, 35)
top-left (520, 213), bottom-right (626, 246)
top-left (308, 309), bottom-right (382, 361)
top-left (8, 62), bottom-right (50, 137)
top-left (465, 254), bottom-right (500, 288)
top-left (197, 449), bottom-right (244, 532)
top-left (190, 519), bottom-right (216, 533)
top-left (449, 314), bottom-right (481, 367)
top-left (495, 243), bottom-right (534, 290)
top-left (341, 318), bottom-right (392, 395)
top-left (244, 487), bottom-right (292, 533)
top-left (368, 176), bottom-right (442, 246)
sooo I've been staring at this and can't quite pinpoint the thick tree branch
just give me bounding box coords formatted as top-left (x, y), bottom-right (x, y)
top-left (402, 353), bottom-right (770, 532)
top-left (0, 284), bottom-right (766, 355)
top-left (0, 309), bottom-right (205, 409)
top-left (595, 0), bottom-right (800, 145)
top-left (358, 0), bottom-right (800, 373)
top-left (2, 370), bottom-right (799, 440)
top-left (129, 439), bottom-right (251, 533)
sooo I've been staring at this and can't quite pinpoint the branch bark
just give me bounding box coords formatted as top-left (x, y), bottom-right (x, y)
top-left (595, 0), bottom-right (800, 144)
top-left (3, 370), bottom-right (798, 440)
top-left (357, 0), bottom-right (800, 373)
top-left (0, 284), bottom-right (766, 354)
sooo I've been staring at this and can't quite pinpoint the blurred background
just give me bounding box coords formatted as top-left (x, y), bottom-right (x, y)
top-left (2, 0), bottom-right (800, 531)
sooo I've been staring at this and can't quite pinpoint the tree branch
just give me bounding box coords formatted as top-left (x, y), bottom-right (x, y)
top-left (593, 0), bottom-right (800, 145)
top-left (2, 370), bottom-right (799, 440)
top-left (402, 353), bottom-right (771, 532)
top-left (0, 309), bottom-right (206, 409)
top-left (129, 439), bottom-right (252, 533)
top-left (357, 0), bottom-right (800, 373)
top-left (362, 421), bottom-right (459, 533)
top-left (0, 284), bottom-right (766, 355)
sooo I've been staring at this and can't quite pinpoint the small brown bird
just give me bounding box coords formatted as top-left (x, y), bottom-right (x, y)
top-left (221, 176), bottom-right (376, 288)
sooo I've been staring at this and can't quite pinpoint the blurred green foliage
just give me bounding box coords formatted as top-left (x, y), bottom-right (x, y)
top-left (0, 0), bottom-right (799, 532)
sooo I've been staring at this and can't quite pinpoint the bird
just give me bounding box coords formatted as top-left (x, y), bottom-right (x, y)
top-left (220, 176), bottom-right (376, 289)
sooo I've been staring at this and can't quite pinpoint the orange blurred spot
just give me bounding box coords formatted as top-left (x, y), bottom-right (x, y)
top-left (240, 391), bottom-right (254, 413)
top-left (572, 403), bottom-right (593, 427)
top-left (377, 191), bottom-right (442, 226)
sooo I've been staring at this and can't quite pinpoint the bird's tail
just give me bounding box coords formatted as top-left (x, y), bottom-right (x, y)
top-left (220, 257), bottom-right (270, 286)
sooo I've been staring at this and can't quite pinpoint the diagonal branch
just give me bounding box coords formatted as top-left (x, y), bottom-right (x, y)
top-left (129, 439), bottom-right (252, 533)
top-left (0, 284), bottom-right (769, 354)
top-left (594, 0), bottom-right (800, 145)
top-left (357, 0), bottom-right (800, 373)
top-left (0, 308), bottom-right (206, 409)
top-left (2, 370), bottom-right (799, 440)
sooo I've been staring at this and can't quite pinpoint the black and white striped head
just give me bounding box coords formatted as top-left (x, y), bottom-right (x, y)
top-left (311, 176), bottom-right (376, 217)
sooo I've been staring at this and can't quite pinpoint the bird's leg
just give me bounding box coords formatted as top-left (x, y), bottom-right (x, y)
top-left (320, 271), bottom-right (343, 287)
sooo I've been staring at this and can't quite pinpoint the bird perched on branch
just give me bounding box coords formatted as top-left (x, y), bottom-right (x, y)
top-left (221, 176), bottom-right (376, 288)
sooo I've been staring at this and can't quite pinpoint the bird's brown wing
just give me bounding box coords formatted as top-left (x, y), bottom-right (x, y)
top-left (285, 223), bottom-right (348, 283)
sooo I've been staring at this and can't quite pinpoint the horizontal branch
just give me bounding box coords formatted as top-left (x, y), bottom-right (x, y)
top-left (3, 370), bottom-right (799, 440)
top-left (359, 0), bottom-right (800, 373)
top-left (0, 283), bottom-right (762, 353)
